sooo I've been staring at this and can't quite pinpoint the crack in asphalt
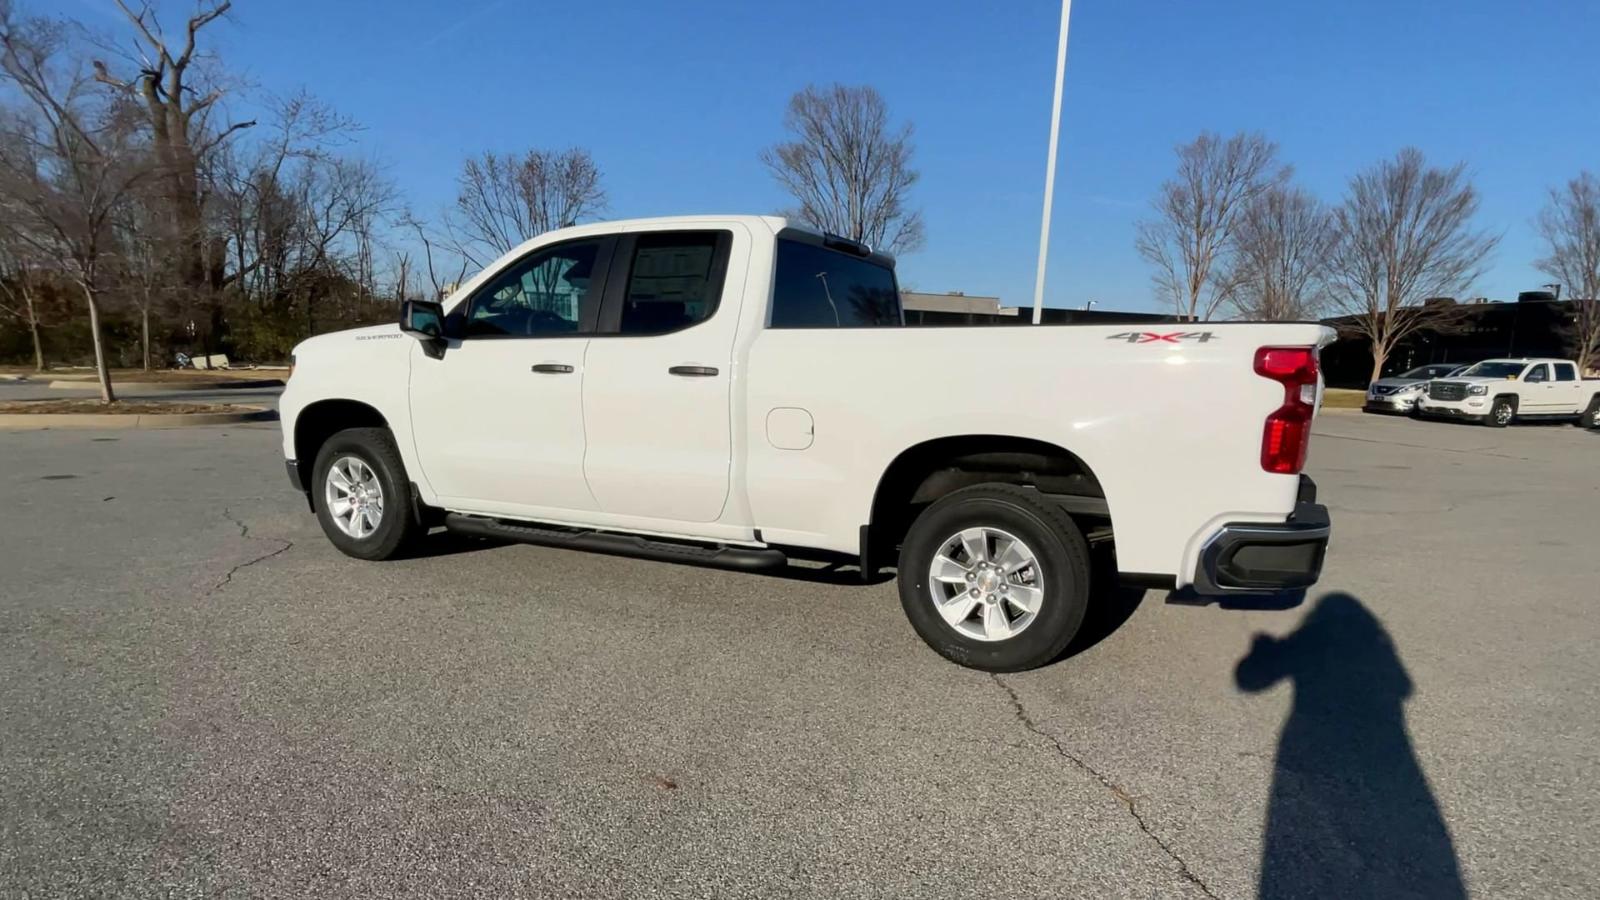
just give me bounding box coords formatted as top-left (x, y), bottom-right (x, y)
top-left (212, 507), bottom-right (293, 593)
top-left (222, 506), bottom-right (251, 539)
top-left (991, 674), bottom-right (1222, 900)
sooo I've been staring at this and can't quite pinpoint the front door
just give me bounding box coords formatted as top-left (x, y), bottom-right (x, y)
top-left (580, 228), bottom-right (745, 523)
top-left (1521, 363), bottom-right (1554, 413)
top-left (410, 236), bottom-right (613, 514)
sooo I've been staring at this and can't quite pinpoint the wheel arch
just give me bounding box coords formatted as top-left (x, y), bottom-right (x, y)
top-left (291, 399), bottom-right (390, 497)
top-left (864, 434), bottom-right (1109, 574)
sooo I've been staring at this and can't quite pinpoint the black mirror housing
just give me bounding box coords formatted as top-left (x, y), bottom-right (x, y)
top-left (400, 300), bottom-right (447, 357)
top-left (401, 300), bottom-right (445, 337)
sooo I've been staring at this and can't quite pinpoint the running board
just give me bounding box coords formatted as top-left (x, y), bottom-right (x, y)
top-left (443, 513), bottom-right (788, 572)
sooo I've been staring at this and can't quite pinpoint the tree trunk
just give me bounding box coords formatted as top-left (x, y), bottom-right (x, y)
top-left (141, 306), bottom-right (151, 372)
top-left (1368, 349), bottom-right (1386, 386)
top-left (25, 289), bottom-right (44, 372)
top-left (80, 283), bottom-right (116, 404)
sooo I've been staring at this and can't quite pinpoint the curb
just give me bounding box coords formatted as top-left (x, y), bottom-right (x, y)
top-left (48, 378), bottom-right (285, 391)
top-left (0, 407), bottom-right (277, 430)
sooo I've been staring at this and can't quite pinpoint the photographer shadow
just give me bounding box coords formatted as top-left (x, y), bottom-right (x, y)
top-left (1236, 592), bottom-right (1465, 899)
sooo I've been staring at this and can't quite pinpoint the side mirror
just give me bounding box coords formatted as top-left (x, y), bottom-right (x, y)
top-left (400, 300), bottom-right (447, 358)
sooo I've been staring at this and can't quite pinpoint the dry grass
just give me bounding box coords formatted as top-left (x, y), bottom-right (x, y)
top-left (1322, 388), bottom-right (1367, 409)
top-left (0, 399), bottom-right (246, 415)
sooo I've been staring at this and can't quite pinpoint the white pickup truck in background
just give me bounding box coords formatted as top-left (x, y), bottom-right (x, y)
top-left (1415, 358), bottom-right (1600, 427)
top-left (279, 215), bottom-right (1333, 671)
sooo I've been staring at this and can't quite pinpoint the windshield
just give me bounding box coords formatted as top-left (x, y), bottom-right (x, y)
top-left (1458, 362), bottom-right (1526, 379)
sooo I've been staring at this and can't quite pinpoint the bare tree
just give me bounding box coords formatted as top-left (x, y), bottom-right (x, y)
top-left (1226, 184), bottom-right (1335, 321)
top-left (403, 211), bottom-right (469, 301)
top-left (1136, 131), bottom-right (1287, 320)
top-left (0, 200), bottom-right (46, 370)
top-left (1535, 172), bottom-right (1600, 373)
top-left (389, 248), bottom-right (411, 304)
top-left (97, 1), bottom-right (253, 301)
top-left (111, 194), bottom-right (169, 370)
top-left (1326, 148), bottom-right (1498, 383)
top-left (452, 148), bottom-right (604, 265)
top-left (1, 8), bottom-right (152, 402)
top-left (762, 83), bottom-right (923, 254)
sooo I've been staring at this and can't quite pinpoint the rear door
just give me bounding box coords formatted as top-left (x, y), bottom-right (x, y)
top-left (579, 226), bottom-right (747, 523)
top-left (1551, 363), bottom-right (1586, 413)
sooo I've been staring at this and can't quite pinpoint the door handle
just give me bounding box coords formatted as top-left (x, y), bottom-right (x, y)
top-left (668, 365), bottom-right (719, 377)
top-left (531, 363), bottom-right (574, 374)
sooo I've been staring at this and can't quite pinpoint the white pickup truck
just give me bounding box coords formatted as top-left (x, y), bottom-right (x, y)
top-left (1415, 358), bottom-right (1600, 427)
top-left (279, 215), bottom-right (1333, 670)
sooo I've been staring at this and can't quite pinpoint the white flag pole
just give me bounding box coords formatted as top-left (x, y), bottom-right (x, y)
top-left (1031, 0), bottom-right (1073, 325)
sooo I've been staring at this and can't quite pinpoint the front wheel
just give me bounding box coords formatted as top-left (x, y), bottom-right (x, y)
top-left (896, 484), bottom-right (1091, 672)
top-left (312, 427), bottom-right (422, 560)
top-left (1487, 397), bottom-right (1515, 428)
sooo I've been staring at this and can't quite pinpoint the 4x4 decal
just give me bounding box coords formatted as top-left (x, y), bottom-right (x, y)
top-left (1106, 331), bottom-right (1217, 344)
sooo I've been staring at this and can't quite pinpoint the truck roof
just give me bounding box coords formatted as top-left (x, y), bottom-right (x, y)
top-left (533, 214), bottom-right (787, 241)
top-left (1474, 357), bottom-right (1573, 365)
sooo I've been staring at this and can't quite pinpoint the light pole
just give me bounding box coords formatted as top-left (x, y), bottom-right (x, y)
top-left (1031, 0), bottom-right (1073, 325)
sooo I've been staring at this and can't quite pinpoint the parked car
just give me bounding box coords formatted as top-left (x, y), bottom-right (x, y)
top-left (1415, 358), bottom-right (1600, 427)
top-left (279, 215), bottom-right (1333, 671)
top-left (1363, 363), bottom-right (1471, 414)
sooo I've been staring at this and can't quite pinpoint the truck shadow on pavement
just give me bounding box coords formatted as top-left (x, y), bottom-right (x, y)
top-left (1236, 592), bottom-right (1466, 899)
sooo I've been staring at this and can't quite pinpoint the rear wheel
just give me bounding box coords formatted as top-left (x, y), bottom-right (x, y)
top-left (1579, 395), bottom-right (1599, 429)
top-left (1488, 396), bottom-right (1515, 428)
top-left (896, 484), bottom-right (1091, 672)
top-left (312, 427), bottom-right (421, 560)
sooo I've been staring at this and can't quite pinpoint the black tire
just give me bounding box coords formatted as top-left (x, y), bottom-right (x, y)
top-left (896, 484), bottom-right (1091, 672)
top-left (1578, 395), bottom-right (1599, 429)
top-left (311, 427), bottom-right (421, 561)
top-left (1487, 396), bottom-right (1515, 428)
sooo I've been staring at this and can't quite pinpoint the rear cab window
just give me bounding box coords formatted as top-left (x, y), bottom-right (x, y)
top-left (769, 234), bottom-right (902, 328)
top-left (1554, 363), bottom-right (1577, 382)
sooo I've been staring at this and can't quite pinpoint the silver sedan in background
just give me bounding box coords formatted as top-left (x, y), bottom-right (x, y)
top-left (1364, 363), bottom-right (1472, 414)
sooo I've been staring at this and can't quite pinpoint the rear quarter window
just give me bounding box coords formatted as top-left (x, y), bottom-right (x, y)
top-left (769, 238), bottom-right (901, 328)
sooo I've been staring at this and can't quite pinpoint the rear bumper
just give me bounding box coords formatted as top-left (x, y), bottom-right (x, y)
top-left (1190, 476), bottom-right (1330, 595)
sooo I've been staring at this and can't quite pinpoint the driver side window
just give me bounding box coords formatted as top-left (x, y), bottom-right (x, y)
top-left (465, 239), bottom-right (603, 338)
top-left (1524, 364), bottom-right (1548, 383)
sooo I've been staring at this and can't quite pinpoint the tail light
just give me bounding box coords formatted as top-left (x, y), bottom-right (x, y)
top-left (1254, 346), bottom-right (1318, 474)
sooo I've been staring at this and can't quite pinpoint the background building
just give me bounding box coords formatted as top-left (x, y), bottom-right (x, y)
top-left (901, 291), bottom-right (1172, 326)
top-left (1320, 293), bottom-right (1589, 386)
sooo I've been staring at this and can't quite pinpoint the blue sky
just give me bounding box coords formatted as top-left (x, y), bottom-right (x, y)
top-left (83, 0), bottom-right (1600, 312)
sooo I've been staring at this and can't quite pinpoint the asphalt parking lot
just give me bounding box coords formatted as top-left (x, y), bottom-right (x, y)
top-left (2, 397), bottom-right (1597, 899)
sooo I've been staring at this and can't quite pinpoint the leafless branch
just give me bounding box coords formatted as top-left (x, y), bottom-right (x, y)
top-left (761, 83), bottom-right (923, 254)
top-left (1225, 184), bottom-right (1335, 321)
top-left (451, 147), bottom-right (605, 259)
top-left (1535, 171), bottom-right (1600, 373)
top-left (1325, 148), bottom-right (1499, 382)
top-left (1136, 131), bottom-right (1288, 320)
